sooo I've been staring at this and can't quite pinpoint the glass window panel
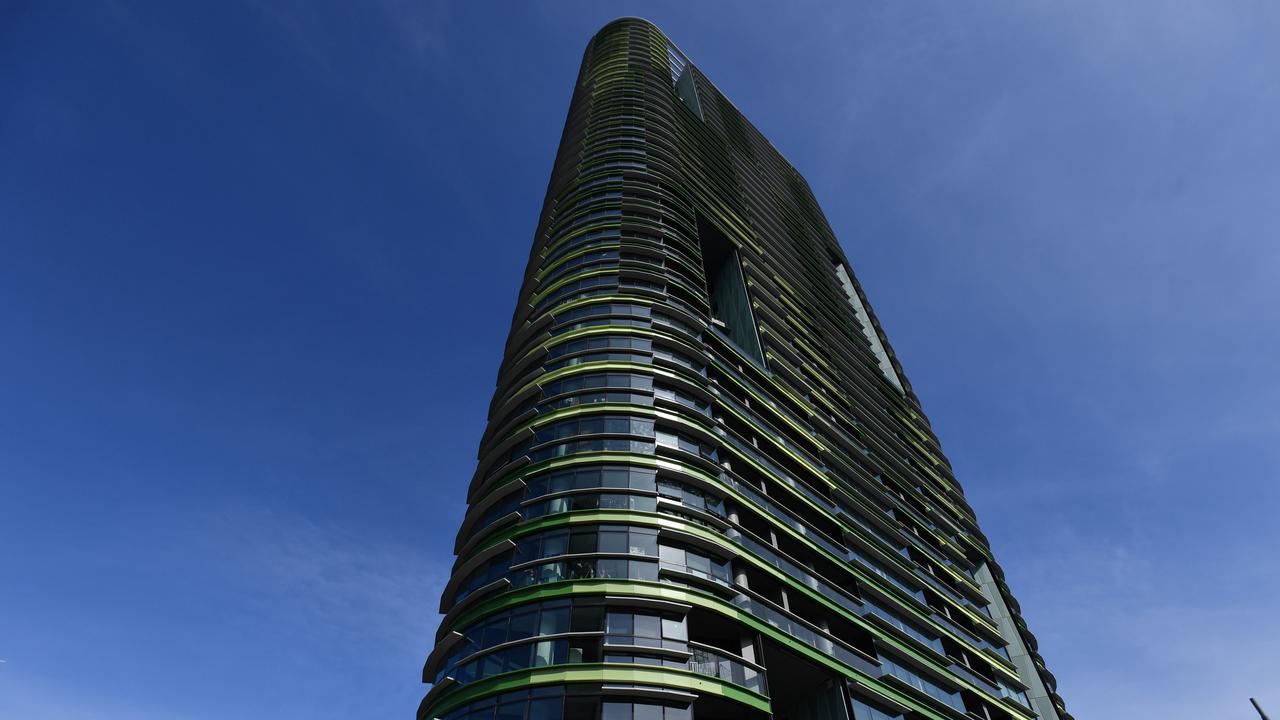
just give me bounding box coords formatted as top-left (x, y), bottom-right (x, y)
top-left (634, 704), bottom-right (663, 720)
top-left (504, 645), bottom-right (530, 671)
top-left (568, 530), bottom-right (595, 555)
top-left (511, 567), bottom-right (534, 588)
top-left (598, 529), bottom-right (628, 554)
top-left (632, 560), bottom-right (659, 581)
top-left (526, 477), bottom-right (547, 497)
top-left (541, 531), bottom-right (568, 558)
top-left (634, 614), bottom-right (661, 639)
top-left (598, 558), bottom-right (628, 579)
top-left (630, 472), bottom-right (656, 492)
top-left (538, 561), bottom-right (566, 584)
top-left (599, 493), bottom-right (629, 510)
top-left (527, 698), bottom-right (561, 720)
top-left (661, 617), bottom-right (687, 641)
top-left (495, 702), bottom-right (523, 720)
top-left (602, 467), bottom-right (629, 488)
top-left (516, 537), bottom-right (540, 559)
top-left (538, 606), bottom-right (569, 635)
top-left (482, 618), bottom-right (508, 648)
top-left (851, 698), bottom-right (900, 720)
top-left (532, 640), bottom-right (556, 667)
top-left (686, 552), bottom-right (710, 575)
top-left (682, 488), bottom-right (704, 510)
top-left (480, 653), bottom-right (503, 678)
top-left (728, 658), bottom-right (744, 685)
top-left (571, 606), bottom-right (603, 633)
top-left (602, 702), bottom-right (631, 720)
top-left (607, 612), bottom-right (633, 635)
top-left (659, 545), bottom-right (684, 566)
top-left (705, 495), bottom-right (725, 517)
top-left (568, 559), bottom-right (596, 579)
top-left (629, 529), bottom-right (658, 556)
top-left (664, 705), bottom-right (692, 720)
top-left (573, 470), bottom-right (596, 490)
top-left (564, 698), bottom-right (597, 720)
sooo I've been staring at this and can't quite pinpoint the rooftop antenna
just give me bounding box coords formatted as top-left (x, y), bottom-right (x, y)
top-left (1252, 698), bottom-right (1271, 720)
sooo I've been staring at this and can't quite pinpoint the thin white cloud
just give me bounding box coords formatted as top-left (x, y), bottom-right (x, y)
top-left (199, 504), bottom-right (449, 654)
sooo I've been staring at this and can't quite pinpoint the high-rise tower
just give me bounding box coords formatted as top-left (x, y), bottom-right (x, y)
top-left (420, 19), bottom-right (1069, 720)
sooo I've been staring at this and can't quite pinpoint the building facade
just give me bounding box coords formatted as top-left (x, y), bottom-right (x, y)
top-left (420, 18), bottom-right (1069, 720)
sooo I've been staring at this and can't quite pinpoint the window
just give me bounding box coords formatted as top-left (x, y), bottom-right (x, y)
top-left (651, 346), bottom-right (704, 373)
top-left (656, 478), bottom-right (725, 517)
top-left (658, 543), bottom-right (731, 584)
top-left (523, 492), bottom-right (657, 520)
top-left (661, 617), bottom-right (687, 643)
top-left (525, 465), bottom-right (656, 498)
top-left (603, 701), bottom-right (691, 720)
top-left (655, 428), bottom-right (718, 461)
top-left (546, 226), bottom-right (621, 263)
top-left (851, 696), bottom-right (902, 720)
top-left (518, 437), bottom-right (655, 464)
top-left (667, 43), bottom-right (703, 119)
top-left (653, 384), bottom-right (711, 414)
top-left (517, 525), bottom-right (659, 562)
top-left (527, 698), bottom-right (561, 720)
top-left (696, 213), bottom-right (762, 363)
top-left (878, 654), bottom-right (964, 711)
top-left (832, 256), bottom-right (904, 394)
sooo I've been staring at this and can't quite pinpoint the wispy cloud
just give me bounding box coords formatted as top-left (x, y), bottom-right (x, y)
top-left (0, 502), bottom-right (450, 720)
top-left (199, 504), bottom-right (449, 654)
top-left (0, 674), bottom-right (223, 720)
top-left (237, 0), bottom-right (454, 75)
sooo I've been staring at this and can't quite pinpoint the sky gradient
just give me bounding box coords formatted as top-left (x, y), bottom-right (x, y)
top-left (3, 2), bottom-right (1278, 718)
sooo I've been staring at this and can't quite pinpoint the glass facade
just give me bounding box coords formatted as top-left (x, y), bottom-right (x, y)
top-left (420, 18), bottom-right (1069, 720)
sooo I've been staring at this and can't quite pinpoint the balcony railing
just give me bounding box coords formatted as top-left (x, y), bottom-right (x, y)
top-left (687, 642), bottom-right (767, 696)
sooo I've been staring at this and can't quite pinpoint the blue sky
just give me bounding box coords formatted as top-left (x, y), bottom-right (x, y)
top-left (2, 2), bottom-right (1278, 718)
